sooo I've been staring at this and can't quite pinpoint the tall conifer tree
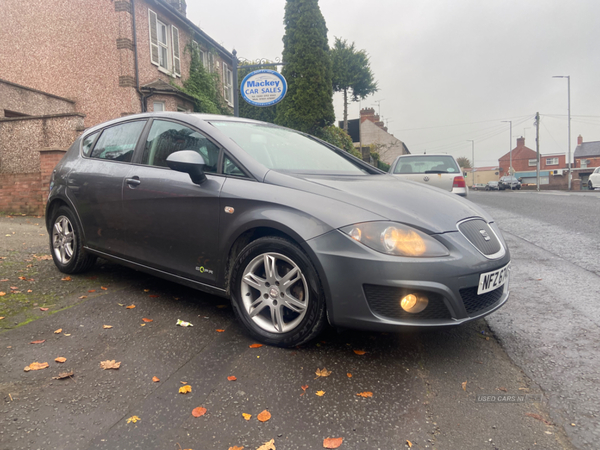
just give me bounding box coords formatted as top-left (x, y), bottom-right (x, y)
top-left (275, 0), bottom-right (335, 135)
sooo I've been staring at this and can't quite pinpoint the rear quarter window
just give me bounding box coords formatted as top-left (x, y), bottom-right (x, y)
top-left (88, 121), bottom-right (146, 162)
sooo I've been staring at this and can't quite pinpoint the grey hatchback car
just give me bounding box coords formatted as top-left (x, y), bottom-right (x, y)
top-left (47, 113), bottom-right (510, 347)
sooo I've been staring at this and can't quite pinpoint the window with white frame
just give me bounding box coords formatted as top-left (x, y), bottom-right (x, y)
top-left (546, 157), bottom-right (559, 165)
top-left (528, 159), bottom-right (537, 167)
top-left (153, 101), bottom-right (165, 112)
top-left (192, 41), bottom-right (211, 72)
top-left (148, 9), bottom-right (181, 77)
top-left (223, 63), bottom-right (233, 105)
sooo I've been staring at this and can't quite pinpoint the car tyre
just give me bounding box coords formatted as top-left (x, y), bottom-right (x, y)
top-left (50, 206), bottom-right (97, 274)
top-left (589, 180), bottom-right (594, 190)
top-left (230, 236), bottom-right (326, 347)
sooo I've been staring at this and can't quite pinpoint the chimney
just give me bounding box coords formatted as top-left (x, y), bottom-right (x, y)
top-left (516, 136), bottom-right (525, 147)
top-left (578, 135), bottom-right (583, 145)
top-left (167, 0), bottom-right (187, 15)
top-left (360, 107), bottom-right (376, 123)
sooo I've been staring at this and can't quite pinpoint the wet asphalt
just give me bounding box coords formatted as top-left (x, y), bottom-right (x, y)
top-left (0, 191), bottom-right (591, 450)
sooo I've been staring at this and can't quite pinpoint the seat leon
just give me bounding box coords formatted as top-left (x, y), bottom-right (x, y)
top-left (47, 113), bottom-right (510, 347)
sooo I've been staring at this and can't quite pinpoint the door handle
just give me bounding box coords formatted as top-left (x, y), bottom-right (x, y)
top-left (126, 177), bottom-right (141, 187)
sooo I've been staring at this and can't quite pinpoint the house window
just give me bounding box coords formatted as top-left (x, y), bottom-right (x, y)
top-left (223, 63), bottom-right (233, 106)
top-left (192, 41), bottom-right (211, 72)
top-left (153, 102), bottom-right (165, 112)
top-left (148, 9), bottom-right (181, 77)
top-left (528, 159), bottom-right (537, 167)
top-left (546, 157), bottom-right (558, 165)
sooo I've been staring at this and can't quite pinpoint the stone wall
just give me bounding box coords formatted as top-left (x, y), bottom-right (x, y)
top-left (0, 79), bottom-right (76, 116)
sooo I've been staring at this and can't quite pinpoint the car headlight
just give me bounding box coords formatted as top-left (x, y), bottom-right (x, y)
top-left (340, 222), bottom-right (449, 257)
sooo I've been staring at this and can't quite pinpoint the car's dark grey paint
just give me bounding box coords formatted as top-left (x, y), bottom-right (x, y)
top-left (47, 112), bottom-right (510, 347)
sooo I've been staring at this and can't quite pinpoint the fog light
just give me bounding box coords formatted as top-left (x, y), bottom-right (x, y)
top-left (400, 294), bottom-right (429, 313)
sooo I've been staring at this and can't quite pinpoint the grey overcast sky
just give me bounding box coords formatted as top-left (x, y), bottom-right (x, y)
top-left (188, 0), bottom-right (600, 167)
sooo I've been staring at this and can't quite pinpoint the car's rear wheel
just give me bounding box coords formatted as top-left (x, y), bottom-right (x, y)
top-left (50, 206), bottom-right (97, 274)
top-left (230, 237), bottom-right (326, 347)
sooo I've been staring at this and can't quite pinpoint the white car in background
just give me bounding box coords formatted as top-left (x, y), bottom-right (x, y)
top-left (389, 154), bottom-right (468, 197)
top-left (588, 167), bottom-right (600, 190)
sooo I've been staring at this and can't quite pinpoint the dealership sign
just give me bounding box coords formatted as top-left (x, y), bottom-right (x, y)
top-left (240, 69), bottom-right (287, 107)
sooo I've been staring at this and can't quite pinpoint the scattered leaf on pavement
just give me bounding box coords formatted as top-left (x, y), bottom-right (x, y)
top-left (525, 413), bottom-right (553, 425)
top-left (152, 376), bottom-right (160, 382)
top-left (256, 438), bottom-right (275, 450)
top-left (323, 437), bottom-right (343, 449)
top-left (356, 391), bottom-right (373, 398)
top-left (64, 334), bottom-right (71, 336)
top-left (179, 385), bottom-right (192, 394)
top-left (316, 390), bottom-right (325, 397)
top-left (103, 325), bottom-right (113, 329)
top-left (216, 329), bottom-right (225, 332)
top-left (0, 317), bottom-right (4, 320)
top-left (249, 343), bottom-right (263, 348)
top-left (30, 340), bottom-right (45, 344)
top-left (79, 295), bottom-right (87, 299)
top-left (407, 440), bottom-right (413, 448)
top-left (347, 373), bottom-right (352, 378)
top-left (353, 349), bottom-right (367, 355)
top-left (88, 290), bottom-right (96, 293)
top-left (242, 413), bottom-right (252, 421)
top-left (39, 307), bottom-right (49, 311)
top-left (227, 376), bottom-right (237, 381)
top-left (497, 387), bottom-right (508, 392)
top-left (257, 410), bottom-right (271, 422)
top-left (55, 357), bottom-right (67, 363)
top-left (315, 368), bottom-right (331, 378)
top-left (101, 286), bottom-right (108, 290)
top-left (0, 292), bottom-right (5, 297)
top-left (149, 294), bottom-right (159, 298)
top-left (24, 362), bottom-right (49, 371)
top-left (180, 381), bottom-right (188, 384)
top-left (142, 318), bottom-right (153, 322)
top-left (54, 328), bottom-right (62, 334)
top-left (100, 360), bottom-right (121, 370)
top-left (61, 276), bottom-right (72, 281)
top-left (125, 304), bottom-right (136, 309)
top-left (126, 415), bottom-right (141, 424)
top-left (192, 407), bottom-right (207, 417)
top-left (462, 381), bottom-right (468, 391)
top-left (52, 370), bottom-right (74, 380)
top-left (229, 447), bottom-right (244, 450)
top-left (301, 385), bottom-right (308, 391)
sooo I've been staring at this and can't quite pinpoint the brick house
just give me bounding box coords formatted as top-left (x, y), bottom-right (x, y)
top-left (498, 137), bottom-right (571, 189)
top-left (573, 135), bottom-right (600, 189)
top-left (0, 0), bottom-right (234, 214)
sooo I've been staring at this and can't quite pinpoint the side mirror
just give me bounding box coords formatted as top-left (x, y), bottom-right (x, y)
top-left (166, 150), bottom-right (207, 184)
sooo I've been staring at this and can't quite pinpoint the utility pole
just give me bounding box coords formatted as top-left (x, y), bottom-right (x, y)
top-left (535, 112), bottom-right (540, 191)
top-left (467, 140), bottom-right (474, 186)
top-left (553, 75), bottom-right (572, 190)
top-left (501, 121), bottom-right (513, 175)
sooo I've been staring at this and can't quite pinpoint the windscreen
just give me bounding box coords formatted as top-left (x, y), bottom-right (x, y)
top-left (392, 155), bottom-right (460, 174)
top-left (210, 121), bottom-right (367, 175)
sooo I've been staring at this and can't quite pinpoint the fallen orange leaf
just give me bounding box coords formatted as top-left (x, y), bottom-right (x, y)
top-left (24, 362), bottom-right (49, 371)
top-left (79, 295), bottom-right (87, 299)
top-left (257, 410), bottom-right (271, 422)
top-left (462, 381), bottom-right (468, 391)
top-left (356, 391), bottom-right (373, 398)
top-left (54, 328), bottom-right (62, 334)
top-left (55, 357), bottom-right (67, 363)
top-left (316, 390), bottom-right (325, 396)
top-left (88, 290), bottom-right (96, 293)
top-left (30, 340), bottom-right (45, 344)
top-left (179, 385), bottom-right (192, 394)
top-left (229, 447), bottom-right (244, 450)
top-left (257, 440), bottom-right (275, 450)
top-left (126, 415), bottom-right (140, 424)
top-left (180, 381), bottom-right (188, 384)
top-left (100, 360), bottom-right (121, 370)
top-left (192, 407), bottom-right (207, 417)
top-left (61, 276), bottom-right (71, 281)
top-left (101, 286), bottom-right (108, 290)
top-left (216, 329), bottom-right (225, 332)
top-left (301, 385), bottom-right (308, 391)
top-left (323, 437), bottom-right (343, 449)
top-left (249, 343), bottom-right (263, 348)
top-left (148, 294), bottom-right (159, 298)
top-left (0, 317), bottom-right (4, 320)
top-left (0, 293), bottom-right (5, 297)
top-left (39, 307), bottom-right (49, 311)
top-left (152, 376), bottom-right (160, 382)
top-left (407, 440), bottom-right (413, 448)
top-left (347, 373), bottom-right (352, 378)
top-left (315, 368), bottom-right (331, 377)
top-left (142, 318), bottom-right (153, 323)
top-left (242, 413), bottom-right (252, 421)
top-left (103, 325), bottom-right (113, 329)
top-left (353, 349), bottom-right (367, 355)
top-left (125, 304), bottom-right (136, 309)
top-left (227, 376), bottom-right (237, 381)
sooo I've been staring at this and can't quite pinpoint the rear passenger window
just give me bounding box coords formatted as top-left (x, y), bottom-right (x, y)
top-left (89, 121), bottom-right (146, 162)
top-left (142, 120), bottom-right (220, 174)
top-left (81, 132), bottom-right (99, 156)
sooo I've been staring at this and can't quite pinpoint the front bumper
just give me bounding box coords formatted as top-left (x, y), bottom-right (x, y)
top-left (306, 226), bottom-right (510, 332)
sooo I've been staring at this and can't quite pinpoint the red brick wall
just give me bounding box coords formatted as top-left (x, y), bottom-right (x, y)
top-left (575, 156), bottom-right (600, 168)
top-left (0, 173), bottom-right (43, 215)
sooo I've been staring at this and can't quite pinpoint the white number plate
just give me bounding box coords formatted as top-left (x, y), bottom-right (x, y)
top-left (477, 263), bottom-right (510, 295)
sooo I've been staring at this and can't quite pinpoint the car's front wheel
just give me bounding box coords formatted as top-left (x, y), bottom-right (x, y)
top-left (589, 180), bottom-right (595, 190)
top-left (230, 237), bottom-right (326, 347)
top-left (50, 206), bottom-right (97, 274)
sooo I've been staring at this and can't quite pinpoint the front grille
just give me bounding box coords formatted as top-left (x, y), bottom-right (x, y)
top-left (460, 286), bottom-right (504, 316)
top-left (364, 284), bottom-right (452, 320)
top-left (458, 219), bottom-right (502, 257)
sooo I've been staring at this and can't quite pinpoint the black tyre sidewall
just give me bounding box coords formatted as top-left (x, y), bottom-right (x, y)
top-left (230, 237), bottom-right (326, 347)
top-left (49, 206), bottom-right (95, 274)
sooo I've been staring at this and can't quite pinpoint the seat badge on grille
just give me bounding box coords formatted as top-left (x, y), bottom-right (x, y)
top-left (479, 229), bottom-right (491, 241)
top-left (423, 176), bottom-right (429, 182)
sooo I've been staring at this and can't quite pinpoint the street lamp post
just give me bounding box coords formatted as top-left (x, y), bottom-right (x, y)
top-left (501, 121), bottom-right (512, 176)
top-left (467, 140), bottom-right (474, 185)
top-left (553, 75), bottom-right (571, 190)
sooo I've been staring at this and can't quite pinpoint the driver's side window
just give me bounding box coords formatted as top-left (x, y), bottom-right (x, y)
top-left (142, 120), bottom-right (220, 173)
